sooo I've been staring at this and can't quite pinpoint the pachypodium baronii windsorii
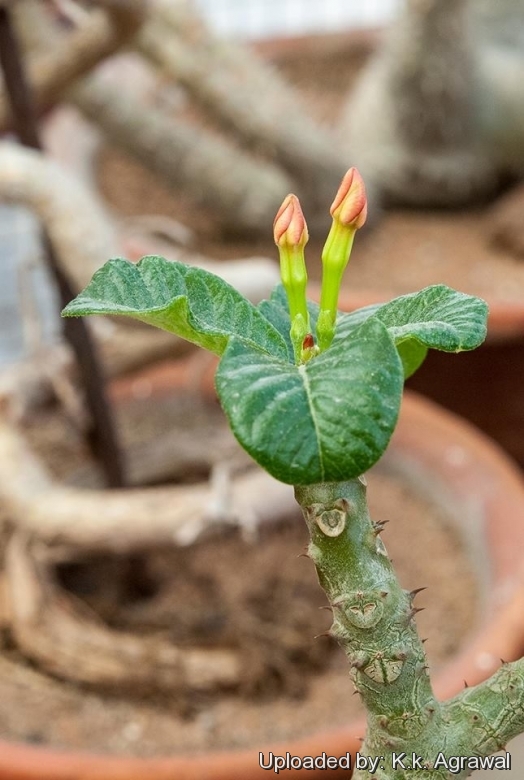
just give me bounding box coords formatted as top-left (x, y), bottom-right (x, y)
top-left (63, 169), bottom-right (524, 778)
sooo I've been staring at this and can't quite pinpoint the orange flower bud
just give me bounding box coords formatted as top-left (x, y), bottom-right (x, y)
top-left (317, 168), bottom-right (368, 352)
top-left (273, 194), bottom-right (310, 363)
top-left (330, 167), bottom-right (367, 229)
top-left (273, 194), bottom-right (309, 248)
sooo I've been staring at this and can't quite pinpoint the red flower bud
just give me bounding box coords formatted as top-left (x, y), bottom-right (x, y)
top-left (330, 168), bottom-right (367, 229)
top-left (302, 333), bottom-right (315, 350)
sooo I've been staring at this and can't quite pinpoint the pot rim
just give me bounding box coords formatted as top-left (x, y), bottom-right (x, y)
top-left (1, 390), bottom-right (524, 779)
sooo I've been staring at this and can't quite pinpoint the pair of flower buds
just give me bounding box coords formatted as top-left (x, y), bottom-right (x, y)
top-left (273, 168), bottom-right (367, 363)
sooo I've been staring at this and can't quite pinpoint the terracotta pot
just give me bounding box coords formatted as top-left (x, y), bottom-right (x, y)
top-left (406, 337), bottom-right (524, 469)
top-left (1, 390), bottom-right (524, 779)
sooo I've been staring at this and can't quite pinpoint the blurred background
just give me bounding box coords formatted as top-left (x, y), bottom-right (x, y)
top-left (0, 0), bottom-right (403, 368)
top-left (1, 0), bottom-right (524, 776)
top-left (194, 0), bottom-right (400, 39)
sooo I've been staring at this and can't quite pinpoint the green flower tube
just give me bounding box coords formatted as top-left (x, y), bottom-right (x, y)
top-left (318, 167), bottom-right (368, 352)
top-left (273, 193), bottom-right (311, 363)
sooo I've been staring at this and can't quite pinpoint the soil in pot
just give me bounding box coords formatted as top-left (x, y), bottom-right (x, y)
top-left (0, 390), bottom-right (478, 758)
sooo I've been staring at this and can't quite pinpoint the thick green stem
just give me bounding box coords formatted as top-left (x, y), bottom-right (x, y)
top-left (295, 480), bottom-right (524, 779)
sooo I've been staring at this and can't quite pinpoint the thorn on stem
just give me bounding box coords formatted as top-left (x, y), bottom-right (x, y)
top-left (408, 607), bottom-right (425, 621)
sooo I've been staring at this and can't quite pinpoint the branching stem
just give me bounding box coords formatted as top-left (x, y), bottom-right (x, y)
top-left (295, 479), bottom-right (524, 779)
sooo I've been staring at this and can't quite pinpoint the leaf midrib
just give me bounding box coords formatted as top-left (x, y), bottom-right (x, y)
top-left (299, 363), bottom-right (325, 481)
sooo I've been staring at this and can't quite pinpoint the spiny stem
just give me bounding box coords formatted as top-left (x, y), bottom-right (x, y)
top-left (295, 480), bottom-right (439, 738)
top-left (295, 479), bottom-right (524, 779)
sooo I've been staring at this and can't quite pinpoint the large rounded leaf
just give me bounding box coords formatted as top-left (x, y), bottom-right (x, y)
top-left (335, 285), bottom-right (488, 377)
top-left (62, 256), bottom-right (287, 359)
top-left (216, 317), bottom-right (403, 484)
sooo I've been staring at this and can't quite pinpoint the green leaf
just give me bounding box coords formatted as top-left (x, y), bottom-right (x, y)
top-left (63, 263), bottom-right (487, 485)
top-left (62, 256), bottom-right (288, 359)
top-left (257, 286), bottom-right (295, 360)
top-left (335, 285), bottom-right (488, 377)
top-left (396, 340), bottom-right (428, 379)
top-left (216, 317), bottom-right (403, 485)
